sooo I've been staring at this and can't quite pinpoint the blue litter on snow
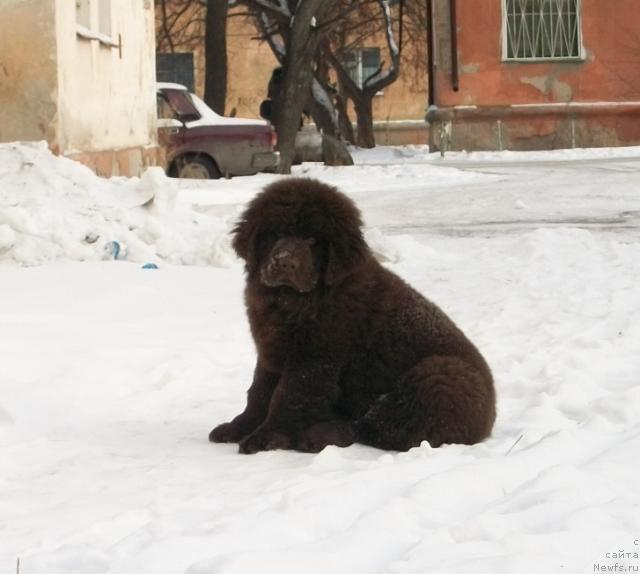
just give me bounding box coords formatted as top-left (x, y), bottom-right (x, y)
top-left (105, 240), bottom-right (122, 260)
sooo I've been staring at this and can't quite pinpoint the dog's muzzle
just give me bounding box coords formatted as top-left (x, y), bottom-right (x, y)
top-left (260, 237), bottom-right (318, 293)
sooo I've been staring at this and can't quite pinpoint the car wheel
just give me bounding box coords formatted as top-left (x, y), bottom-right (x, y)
top-left (175, 155), bottom-right (221, 179)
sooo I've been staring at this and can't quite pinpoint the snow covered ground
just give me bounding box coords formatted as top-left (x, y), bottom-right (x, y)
top-left (1, 142), bottom-right (639, 574)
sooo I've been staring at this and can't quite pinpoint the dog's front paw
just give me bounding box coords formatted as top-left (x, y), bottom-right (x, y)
top-left (238, 428), bottom-right (291, 454)
top-left (209, 422), bottom-right (247, 443)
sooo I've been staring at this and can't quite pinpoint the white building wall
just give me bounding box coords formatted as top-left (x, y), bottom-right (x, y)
top-left (55, 0), bottom-right (158, 154)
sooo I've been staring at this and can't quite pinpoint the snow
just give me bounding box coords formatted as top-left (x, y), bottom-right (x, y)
top-left (0, 142), bottom-right (232, 266)
top-left (380, 0), bottom-right (399, 57)
top-left (1, 141), bottom-right (640, 573)
top-left (156, 81), bottom-right (190, 91)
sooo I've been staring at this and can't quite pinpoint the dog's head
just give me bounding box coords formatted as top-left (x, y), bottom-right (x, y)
top-left (232, 178), bottom-right (369, 293)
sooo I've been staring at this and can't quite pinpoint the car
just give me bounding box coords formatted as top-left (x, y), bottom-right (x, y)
top-left (156, 83), bottom-right (279, 179)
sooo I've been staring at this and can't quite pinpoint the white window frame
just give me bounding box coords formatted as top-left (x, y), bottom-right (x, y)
top-left (343, 47), bottom-right (382, 90)
top-left (76, 0), bottom-right (117, 47)
top-left (501, 0), bottom-right (584, 62)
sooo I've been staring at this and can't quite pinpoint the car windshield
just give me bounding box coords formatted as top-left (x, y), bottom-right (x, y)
top-left (157, 94), bottom-right (177, 120)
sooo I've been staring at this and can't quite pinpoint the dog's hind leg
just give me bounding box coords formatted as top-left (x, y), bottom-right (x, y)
top-left (353, 356), bottom-right (495, 451)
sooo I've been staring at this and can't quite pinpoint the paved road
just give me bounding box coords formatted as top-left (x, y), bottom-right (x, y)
top-left (430, 154), bottom-right (640, 173)
top-left (369, 154), bottom-right (640, 238)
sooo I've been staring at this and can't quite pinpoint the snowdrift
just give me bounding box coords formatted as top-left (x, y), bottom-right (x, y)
top-left (0, 142), bottom-right (234, 266)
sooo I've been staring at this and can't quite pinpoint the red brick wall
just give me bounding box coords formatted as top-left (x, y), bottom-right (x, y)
top-left (435, 0), bottom-right (640, 107)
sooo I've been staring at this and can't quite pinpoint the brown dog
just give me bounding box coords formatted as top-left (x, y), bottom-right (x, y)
top-left (210, 178), bottom-right (496, 453)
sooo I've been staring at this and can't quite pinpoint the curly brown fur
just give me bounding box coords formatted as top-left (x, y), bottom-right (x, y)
top-left (209, 177), bottom-right (496, 454)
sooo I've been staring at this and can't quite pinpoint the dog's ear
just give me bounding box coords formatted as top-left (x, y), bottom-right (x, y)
top-left (325, 225), bottom-right (368, 286)
top-left (231, 211), bottom-right (260, 269)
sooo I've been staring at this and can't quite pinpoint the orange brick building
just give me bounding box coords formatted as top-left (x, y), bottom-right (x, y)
top-left (427, 0), bottom-right (640, 151)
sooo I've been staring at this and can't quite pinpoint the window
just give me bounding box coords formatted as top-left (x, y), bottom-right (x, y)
top-left (503, 0), bottom-right (582, 61)
top-left (343, 48), bottom-right (381, 89)
top-left (75, 0), bottom-right (90, 28)
top-left (156, 53), bottom-right (196, 93)
top-left (98, 0), bottom-right (111, 37)
top-left (76, 0), bottom-right (115, 45)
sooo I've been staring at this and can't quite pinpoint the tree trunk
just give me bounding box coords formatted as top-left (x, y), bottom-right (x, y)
top-left (354, 95), bottom-right (376, 148)
top-left (308, 60), bottom-right (338, 137)
top-left (336, 90), bottom-right (355, 144)
top-left (308, 97), bottom-right (337, 138)
top-left (321, 0), bottom-right (403, 149)
top-left (204, 0), bottom-right (228, 115)
top-left (307, 77), bottom-right (340, 138)
top-left (275, 0), bottom-right (335, 174)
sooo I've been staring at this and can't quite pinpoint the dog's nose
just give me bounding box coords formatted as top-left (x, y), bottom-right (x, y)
top-left (271, 251), bottom-right (299, 273)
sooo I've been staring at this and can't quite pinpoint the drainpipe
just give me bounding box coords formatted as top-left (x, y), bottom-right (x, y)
top-left (426, 0), bottom-right (436, 108)
top-left (449, 0), bottom-right (459, 91)
top-left (427, 0), bottom-right (436, 111)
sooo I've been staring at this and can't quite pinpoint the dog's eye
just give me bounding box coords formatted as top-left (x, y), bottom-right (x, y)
top-left (306, 238), bottom-right (316, 246)
top-left (261, 231), bottom-right (280, 244)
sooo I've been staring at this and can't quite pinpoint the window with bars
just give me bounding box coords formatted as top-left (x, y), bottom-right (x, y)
top-left (503, 0), bottom-right (582, 61)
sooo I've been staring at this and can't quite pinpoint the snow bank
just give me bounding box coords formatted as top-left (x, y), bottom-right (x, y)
top-left (2, 142), bottom-right (640, 573)
top-left (0, 142), bottom-right (234, 266)
top-left (1, 222), bottom-right (639, 574)
top-left (349, 143), bottom-right (640, 165)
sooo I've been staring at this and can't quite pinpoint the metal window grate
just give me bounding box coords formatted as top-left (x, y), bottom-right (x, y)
top-left (156, 53), bottom-right (195, 93)
top-left (504, 0), bottom-right (581, 60)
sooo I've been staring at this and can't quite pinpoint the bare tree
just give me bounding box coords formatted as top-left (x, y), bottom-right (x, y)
top-left (156, 0), bottom-right (228, 114)
top-left (399, 0), bottom-right (428, 86)
top-left (251, 2), bottom-right (341, 139)
top-left (155, 0), bottom-right (204, 53)
top-left (156, 0), bottom-right (423, 163)
top-left (278, 0), bottom-right (338, 172)
top-left (324, 0), bottom-right (404, 148)
top-left (242, 0), bottom-right (339, 173)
